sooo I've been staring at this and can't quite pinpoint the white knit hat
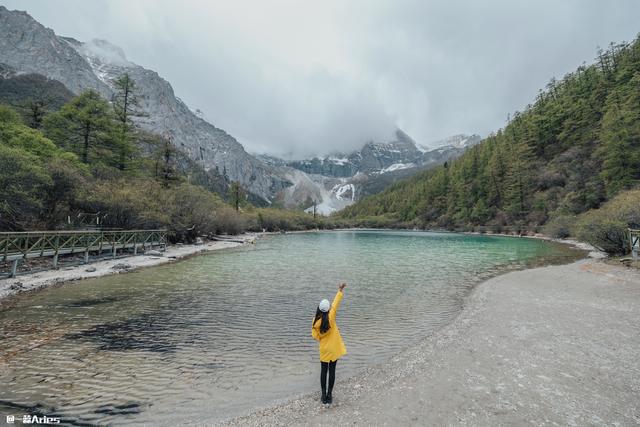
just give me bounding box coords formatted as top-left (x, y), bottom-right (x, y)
top-left (318, 299), bottom-right (330, 312)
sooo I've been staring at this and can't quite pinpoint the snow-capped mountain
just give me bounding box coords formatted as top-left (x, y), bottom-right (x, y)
top-left (271, 131), bottom-right (482, 214)
top-left (288, 129), bottom-right (421, 178)
top-left (288, 131), bottom-right (480, 180)
top-left (419, 134), bottom-right (482, 151)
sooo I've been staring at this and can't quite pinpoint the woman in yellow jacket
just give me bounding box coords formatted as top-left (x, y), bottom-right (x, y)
top-left (312, 282), bottom-right (347, 404)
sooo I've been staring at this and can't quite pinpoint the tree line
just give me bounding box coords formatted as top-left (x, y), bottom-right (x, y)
top-left (0, 73), bottom-right (343, 240)
top-left (339, 37), bottom-right (640, 254)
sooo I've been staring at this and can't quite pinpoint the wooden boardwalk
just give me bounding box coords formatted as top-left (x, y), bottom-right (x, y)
top-left (0, 229), bottom-right (166, 277)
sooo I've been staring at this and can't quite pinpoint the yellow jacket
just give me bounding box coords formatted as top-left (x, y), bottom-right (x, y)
top-left (312, 290), bottom-right (347, 362)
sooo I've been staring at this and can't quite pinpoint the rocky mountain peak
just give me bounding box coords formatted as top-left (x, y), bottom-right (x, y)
top-left (69, 38), bottom-right (133, 69)
top-left (426, 133), bottom-right (482, 150)
top-left (0, 6), bottom-right (290, 202)
top-left (0, 6), bottom-right (110, 96)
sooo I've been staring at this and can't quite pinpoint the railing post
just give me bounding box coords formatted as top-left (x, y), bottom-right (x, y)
top-left (83, 234), bottom-right (88, 263)
top-left (112, 233), bottom-right (116, 259)
top-left (52, 235), bottom-right (59, 268)
top-left (3, 235), bottom-right (7, 263)
top-left (133, 232), bottom-right (138, 255)
top-left (10, 259), bottom-right (18, 278)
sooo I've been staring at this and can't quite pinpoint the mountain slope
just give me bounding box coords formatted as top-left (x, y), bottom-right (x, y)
top-left (340, 38), bottom-right (640, 229)
top-left (287, 130), bottom-right (479, 178)
top-left (271, 131), bottom-right (480, 213)
top-left (0, 6), bottom-right (288, 202)
top-left (0, 63), bottom-right (74, 110)
top-left (0, 8), bottom-right (110, 95)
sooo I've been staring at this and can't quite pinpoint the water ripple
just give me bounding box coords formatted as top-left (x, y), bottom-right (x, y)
top-left (0, 230), bottom-right (580, 425)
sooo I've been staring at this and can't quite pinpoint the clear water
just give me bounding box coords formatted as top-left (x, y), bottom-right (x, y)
top-left (0, 230), bottom-right (581, 425)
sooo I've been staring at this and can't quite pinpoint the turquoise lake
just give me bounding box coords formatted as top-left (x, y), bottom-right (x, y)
top-left (0, 230), bottom-right (582, 425)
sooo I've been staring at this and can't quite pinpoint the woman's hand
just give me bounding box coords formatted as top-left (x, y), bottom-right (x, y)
top-left (338, 282), bottom-right (347, 291)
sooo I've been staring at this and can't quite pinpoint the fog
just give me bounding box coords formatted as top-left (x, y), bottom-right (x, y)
top-left (4, 0), bottom-right (640, 158)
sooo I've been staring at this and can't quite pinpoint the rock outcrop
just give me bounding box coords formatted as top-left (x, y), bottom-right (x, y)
top-left (0, 6), bottom-right (289, 202)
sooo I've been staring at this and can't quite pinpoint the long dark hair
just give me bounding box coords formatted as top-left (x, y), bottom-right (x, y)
top-left (313, 308), bottom-right (331, 333)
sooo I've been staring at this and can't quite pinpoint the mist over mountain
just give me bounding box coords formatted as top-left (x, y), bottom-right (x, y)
top-left (0, 5), bottom-right (479, 213)
top-left (340, 37), bottom-right (640, 237)
top-left (259, 131), bottom-right (480, 214)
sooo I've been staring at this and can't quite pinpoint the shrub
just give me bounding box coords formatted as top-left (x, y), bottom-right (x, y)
top-left (78, 179), bottom-right (238, 242)
top-left (43, 157), bottom-right (88, 229)
top-left (0, 145), bottom-right (52, 230)
top-left (574, 189), bottom-right (640, 255)
top-left (543, 215), bottom-right (576, 239)
top-left (214, 207), bottom-right (250, 235)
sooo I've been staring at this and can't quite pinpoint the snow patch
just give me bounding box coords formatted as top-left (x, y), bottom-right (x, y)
top-left (379, 163), bottom-right (415, 174)
top-left (416, 144), bottom-right (430, 153)
top-left (332, 183), bottom-right (355, 201)
top-left (278, 168), bottom-right (356, 215)
top-left (325, 157), bottom-right (349, 165)
top-left (84, 55), bottom-right (111, 84)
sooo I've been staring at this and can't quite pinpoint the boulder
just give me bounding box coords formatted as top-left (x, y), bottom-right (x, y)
top-left (9, 282), bottom-right (23, 291)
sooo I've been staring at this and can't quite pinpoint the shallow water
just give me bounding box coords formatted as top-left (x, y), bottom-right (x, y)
top-left (0, 230), bottom-right (582, 425)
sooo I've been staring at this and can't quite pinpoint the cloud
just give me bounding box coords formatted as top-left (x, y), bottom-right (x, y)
top-left (4, 0), bottom-right (640, 158)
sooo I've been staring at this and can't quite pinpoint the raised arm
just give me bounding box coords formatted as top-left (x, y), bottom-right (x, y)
top-left (330, 283), bottom-right (346, 321)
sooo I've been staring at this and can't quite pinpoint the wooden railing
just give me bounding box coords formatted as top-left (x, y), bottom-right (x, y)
top-left (0, 229), bottom-right (167, 277)
top-left (630, 228), bottom-right (640, 260)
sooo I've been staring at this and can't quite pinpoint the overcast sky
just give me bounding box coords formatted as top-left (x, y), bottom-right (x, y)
top-left (3, 0), bottom-right (640, 158)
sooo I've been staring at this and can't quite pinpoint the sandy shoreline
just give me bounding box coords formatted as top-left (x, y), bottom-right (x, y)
top-left (221, 258), bottom-right (640, 426)
top-left (0, 235), bottom-right (257, 305)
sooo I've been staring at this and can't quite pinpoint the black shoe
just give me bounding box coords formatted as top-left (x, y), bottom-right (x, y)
top-left (321, 392), bottom-right (327, 404)
top-left (326, 393), bottom-right (332, 404)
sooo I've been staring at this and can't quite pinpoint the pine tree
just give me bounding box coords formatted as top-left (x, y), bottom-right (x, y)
top-left (229, 181), bottom-right (245, 211)
top-left (599, 76), bottom-right (640, 195)
top-left (154, 134), bottom-right (180, 188)
top-left (112, 73), bottom-right (145, 170)
top-left (504, 138), bottom-right (535, 221)
top-left (43, 90), bottom-right (113, 164)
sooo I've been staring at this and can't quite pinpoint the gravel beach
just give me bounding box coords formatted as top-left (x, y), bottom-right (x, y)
top-left (221, 258), bottom-right (640, 426)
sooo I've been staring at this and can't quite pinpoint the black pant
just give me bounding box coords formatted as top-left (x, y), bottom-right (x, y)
top-left (320, 360), bottom-right (337, 396)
